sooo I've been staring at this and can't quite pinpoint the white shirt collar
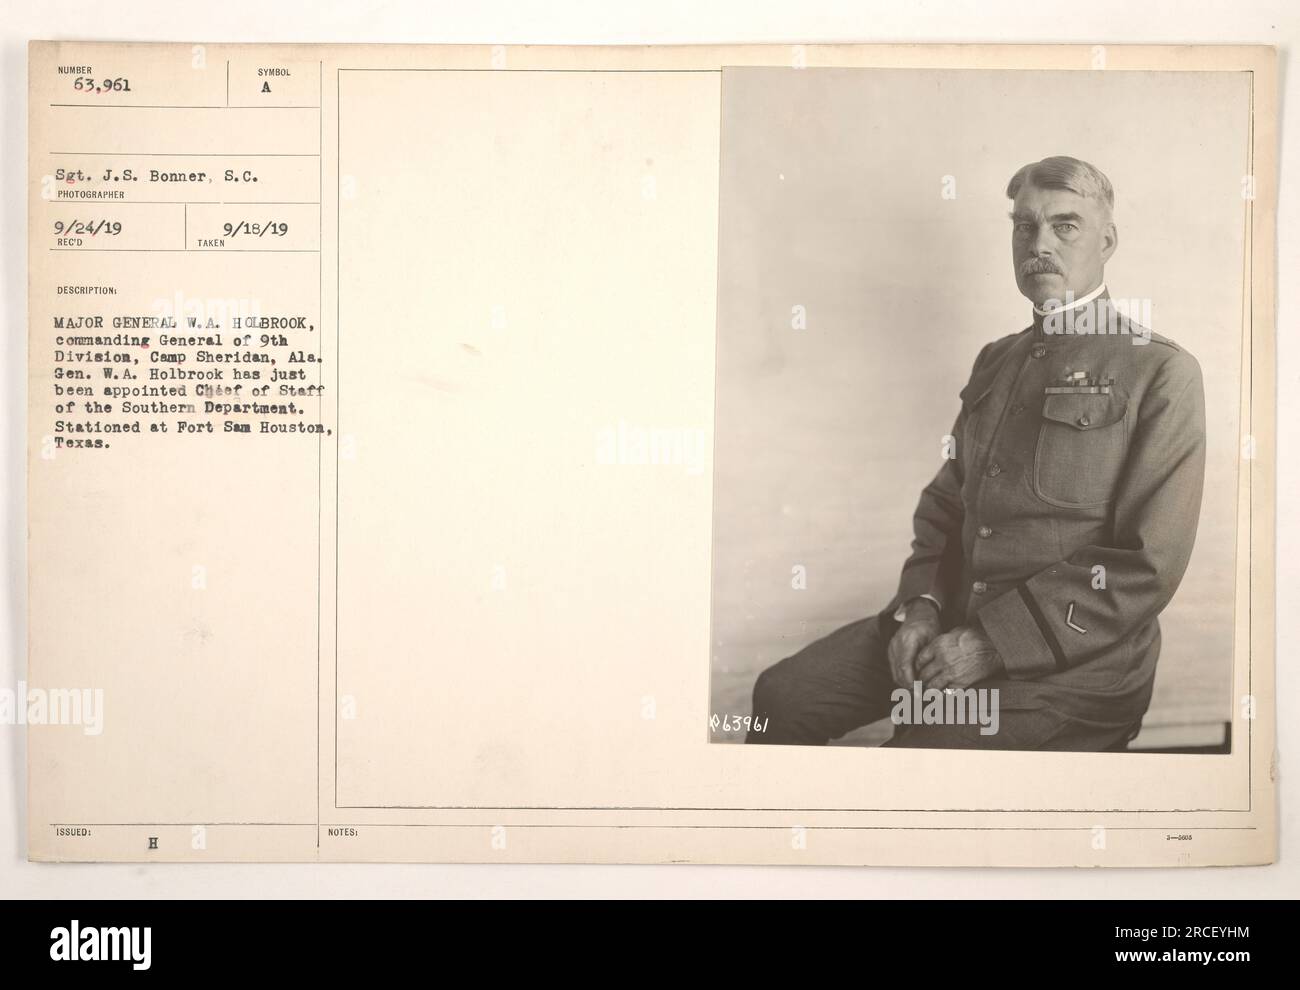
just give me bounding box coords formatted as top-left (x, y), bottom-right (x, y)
top-left (1033, 282), bottom-right (1107, 317)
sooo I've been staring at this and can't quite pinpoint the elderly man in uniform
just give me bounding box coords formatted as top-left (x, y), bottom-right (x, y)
top-left (747, 155), bottom-right (1206, 751)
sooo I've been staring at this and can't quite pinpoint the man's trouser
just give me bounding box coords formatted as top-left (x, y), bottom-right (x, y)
top-left (745, 615), bottom-right (1142, 751)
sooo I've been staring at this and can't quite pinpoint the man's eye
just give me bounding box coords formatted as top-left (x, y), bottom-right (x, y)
top-left (1013, 223), bottom-right (1033, 234)
top-left (1054, 223), bottom-right (1079, 234)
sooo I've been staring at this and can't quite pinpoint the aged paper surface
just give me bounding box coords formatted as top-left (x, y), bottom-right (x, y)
top-left (26, 41), bottom-right (1276, 865)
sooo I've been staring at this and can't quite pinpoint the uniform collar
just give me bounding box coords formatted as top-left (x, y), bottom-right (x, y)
top-left (1031, 284), bottom-right (1112, 338)
top-left (1033, 282), bottom-right (1107, 317)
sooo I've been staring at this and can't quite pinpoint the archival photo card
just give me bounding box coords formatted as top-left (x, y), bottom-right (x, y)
top-left (26, 42), bottom-right (1275, 866)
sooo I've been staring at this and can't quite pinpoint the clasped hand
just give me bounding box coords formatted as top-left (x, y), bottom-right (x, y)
top-left (887, 600), bottom-right (1004, 691)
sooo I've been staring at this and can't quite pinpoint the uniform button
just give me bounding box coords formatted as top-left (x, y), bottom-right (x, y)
top-left (1031, 344), bottom-right (1047, 359)
top-left (987, 462), bottom-right (1002, 477)
top-left (1010, 402), bottom-right (1025, 415)
top-left (978, 525), bottom-right (993, 538)
top-left (972, 580), bottom-right (988, 594)
top-left (1078, 414), bottom-right (1091, 427)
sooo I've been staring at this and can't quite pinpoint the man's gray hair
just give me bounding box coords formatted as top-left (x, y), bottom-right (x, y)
top-left (1006, 156), bottom-right (1114, 219)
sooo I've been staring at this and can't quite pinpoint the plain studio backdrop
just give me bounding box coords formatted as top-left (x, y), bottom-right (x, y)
top-left (710, 67), bottom-right (1249, 741)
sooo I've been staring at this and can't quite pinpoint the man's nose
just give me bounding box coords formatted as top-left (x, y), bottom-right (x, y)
top-left (1032, 226), bottom-right (1057, 257)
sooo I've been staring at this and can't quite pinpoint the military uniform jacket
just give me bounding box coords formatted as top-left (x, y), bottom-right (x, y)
top-left (886, 292), bottom-right (1207, 721)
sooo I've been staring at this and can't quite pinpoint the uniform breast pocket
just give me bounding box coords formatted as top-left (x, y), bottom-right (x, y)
top-left (1033, 390), bottom-right (1129, 508)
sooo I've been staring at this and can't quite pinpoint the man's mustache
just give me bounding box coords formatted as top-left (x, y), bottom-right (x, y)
top-left (1020, 257), bottom-right (1064, 276)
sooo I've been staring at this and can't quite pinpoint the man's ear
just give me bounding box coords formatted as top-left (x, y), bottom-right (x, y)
top-left (1100, 221), bottom-right (1118, 263)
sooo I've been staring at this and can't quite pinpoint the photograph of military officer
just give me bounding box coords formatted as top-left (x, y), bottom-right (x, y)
top-left (709, 67), bottom-right (1245, 754)
top-left (746, 155), bottom-right (1206, 750)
